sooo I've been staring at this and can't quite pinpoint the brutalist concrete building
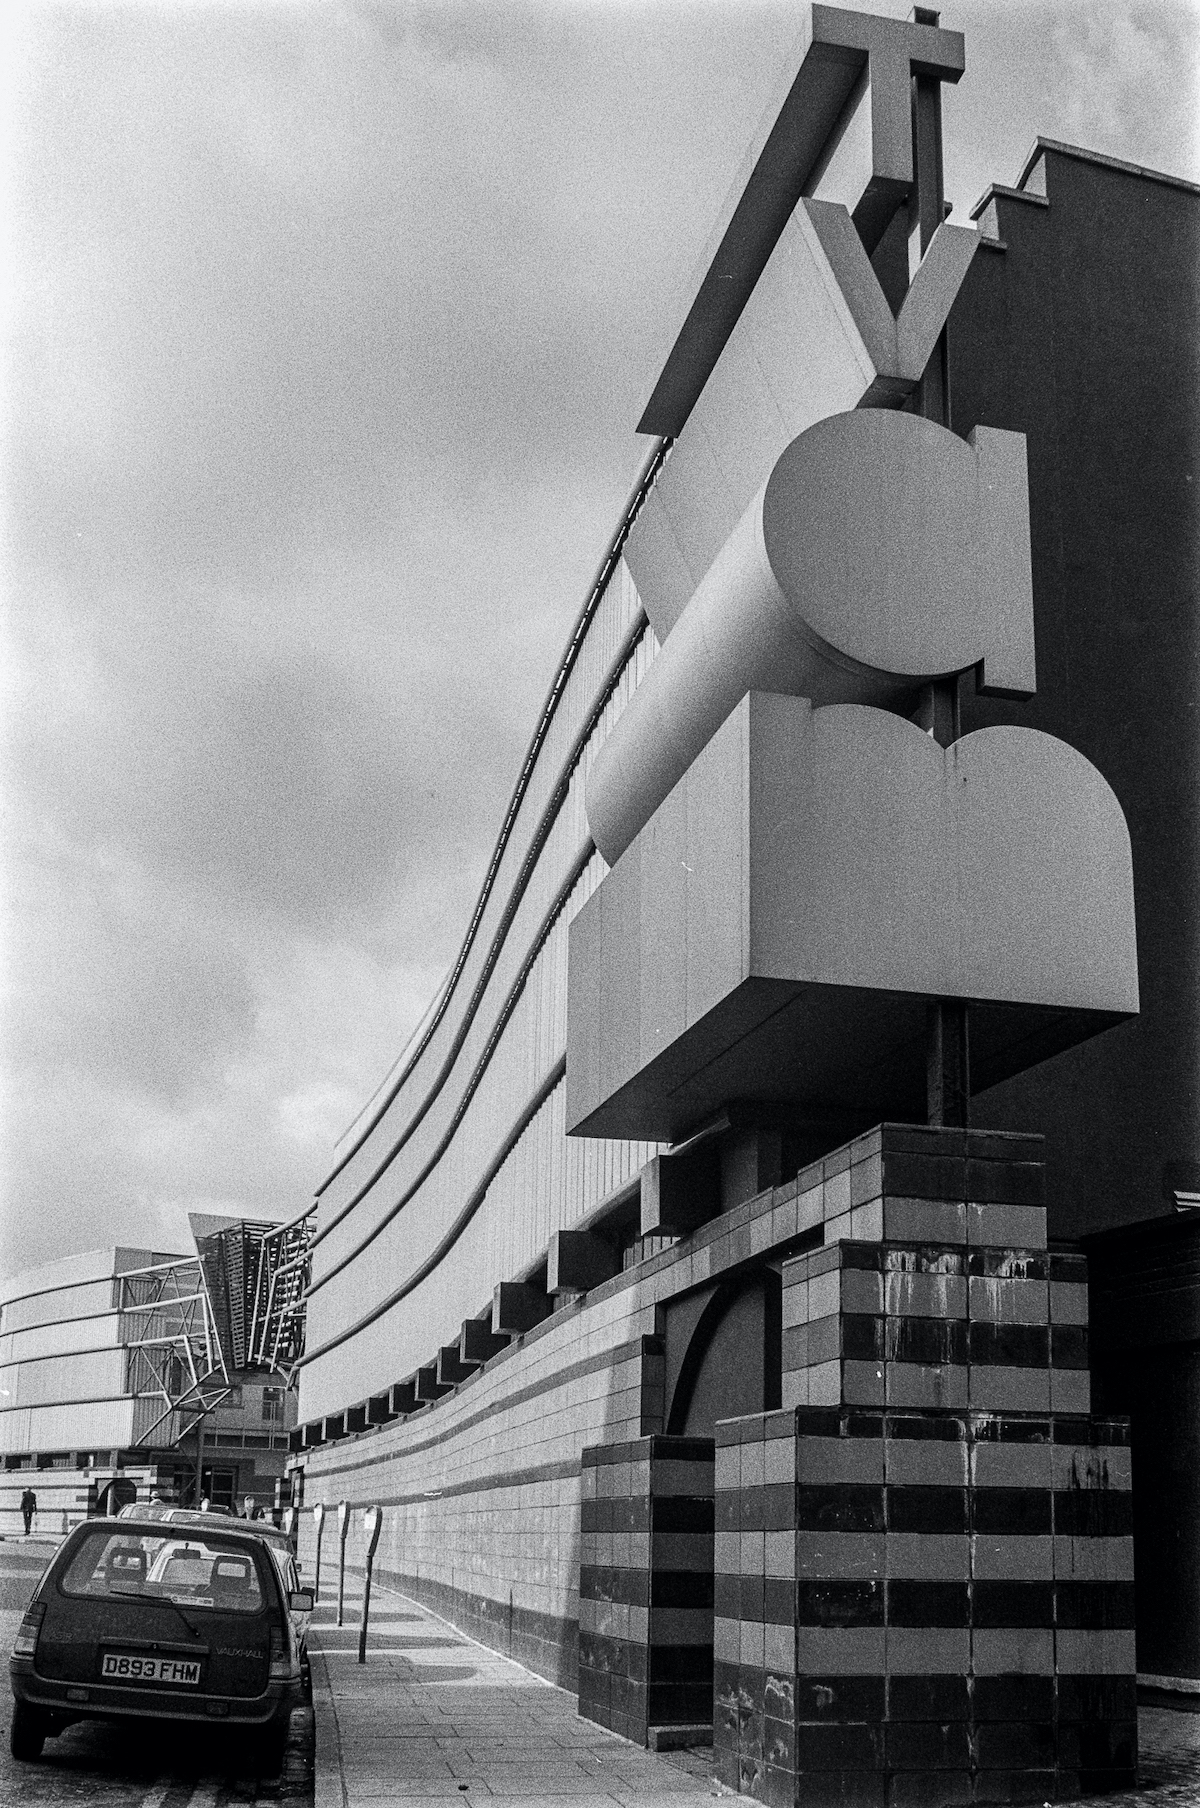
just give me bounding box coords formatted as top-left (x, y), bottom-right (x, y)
top-left (292, 7), bottom-right (1198, 1801)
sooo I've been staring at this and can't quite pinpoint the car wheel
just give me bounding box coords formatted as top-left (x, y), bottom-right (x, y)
top-left (10, 1700), bottom-right (48, 1761)
top-left (257, 1718), bottom-right (289, 1776)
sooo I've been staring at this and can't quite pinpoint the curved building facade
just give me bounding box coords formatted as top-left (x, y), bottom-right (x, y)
top-left (300, 544), bottom-right (665, 1423)
top-left (294, 8), bottom-right (1200, 1789)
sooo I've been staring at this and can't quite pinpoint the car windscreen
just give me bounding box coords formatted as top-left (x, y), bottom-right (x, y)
top-left (59, 1530), bottom-right (267, 1614)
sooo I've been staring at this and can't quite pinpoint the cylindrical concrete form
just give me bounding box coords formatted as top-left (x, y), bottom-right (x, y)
top-left (586, 408), bottom-right (1034, 867)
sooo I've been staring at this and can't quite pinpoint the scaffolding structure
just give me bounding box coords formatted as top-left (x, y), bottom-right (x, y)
top-left (119, 1257), bottom-right (231, 1450)
top-left (122, 1214), bottom-right (313, 1452)
top-left (194, 1214), bottom-right (314, 1378)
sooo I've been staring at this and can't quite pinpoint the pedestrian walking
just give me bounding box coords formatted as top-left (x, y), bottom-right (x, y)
top-left (20, 1487), bottom-right (36, 1536)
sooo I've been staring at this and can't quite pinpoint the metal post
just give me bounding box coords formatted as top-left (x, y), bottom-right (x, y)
top-left (335, 1501), bottom-right (350, 1628)
top-left (909, 3), bottom-right (969, 1129)
top-left (312, 1502), bottom-right (325, 1606)
top-left (358, 1506), bottom-right (383, 1665)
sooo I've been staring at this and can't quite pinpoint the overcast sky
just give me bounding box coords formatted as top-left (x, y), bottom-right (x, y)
top-left (2, 0), bottom-right (1197, 1284)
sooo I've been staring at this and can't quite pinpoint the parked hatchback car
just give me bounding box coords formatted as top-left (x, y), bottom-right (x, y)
top-left (116, 1505), bottom-right (311, 1685)
top-left (9, 1515), bottom-right (312, 1766)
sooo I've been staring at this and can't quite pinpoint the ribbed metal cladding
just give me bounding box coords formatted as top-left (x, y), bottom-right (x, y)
top-left (303, 552), bottom-right (670, 1419)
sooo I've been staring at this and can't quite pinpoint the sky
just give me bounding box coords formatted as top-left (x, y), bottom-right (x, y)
top-left (2, 0), bottom-right (1197, 1284)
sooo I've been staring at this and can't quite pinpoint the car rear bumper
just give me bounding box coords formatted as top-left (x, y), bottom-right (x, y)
top-left (10, 1656), bottom-right (301, 1728)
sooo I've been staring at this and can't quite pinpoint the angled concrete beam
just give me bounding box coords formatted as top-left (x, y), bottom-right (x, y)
top-left (322, 1413), bottom-right (349, 1443)
top-left (302, 1421), bottom-right (325, 1450)
top-left (492, 1280), bottom-right (552, 1337)
top-left (548, 1229), bottom-right (620, 1294)
top-left (366, 1393), bottom-right (394, 1427)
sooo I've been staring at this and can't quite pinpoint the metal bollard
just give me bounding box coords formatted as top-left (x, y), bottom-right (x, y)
top-left (335, 1501), bottom-right (350, 1628)
top-left (357, 1506), bottom-right (383, 1665)
top-left (312, 1502), bottom-right (326, 1606)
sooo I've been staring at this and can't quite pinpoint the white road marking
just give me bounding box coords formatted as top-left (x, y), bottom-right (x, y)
top-left (135, 1788), bottom-right (173, 1808)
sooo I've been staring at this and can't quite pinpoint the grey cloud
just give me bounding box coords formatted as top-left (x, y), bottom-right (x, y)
top-left (9, 835), bottom-right (257, 1105)
top-left (10, 2), bottom-right (694, 594)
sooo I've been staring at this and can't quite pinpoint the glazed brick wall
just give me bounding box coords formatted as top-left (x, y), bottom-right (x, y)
top-left (712, 1124), bottom-right (1135, 1807)
top-left (713, 1408), bottom-right (1134, 1807)
top-left (298, 1118), bottom-right (1135, 1780)
top-left (579, 1436), bottom-right (714, 1741)
top-left (297, 1283), bottom-right (667, 1686)
top-left (297, 1122), bottom-right (967, 1690)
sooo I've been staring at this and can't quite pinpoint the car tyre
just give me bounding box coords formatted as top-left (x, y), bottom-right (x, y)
top-left (257, 1717), bottom-right (290, 1776)
top-left (10, 1700), bottom-right (48, 1761)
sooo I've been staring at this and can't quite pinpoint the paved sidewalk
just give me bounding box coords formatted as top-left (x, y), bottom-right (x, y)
top-left (309, 1576), bottom-right (1200, 1808)
top-left (309, 1577), bottom-right (710, 1808)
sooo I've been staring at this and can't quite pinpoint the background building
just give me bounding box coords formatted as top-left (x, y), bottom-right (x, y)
top-left (0, 1217), bottom-right (302, 1536)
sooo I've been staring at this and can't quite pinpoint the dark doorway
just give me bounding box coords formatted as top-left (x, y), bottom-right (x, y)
top-left (201, 1465), bottom-right (238, 1510)
top-left (92, 1476), bottom-right (138, 1517)
top-left (666, 1271), bottom-right (782, 1438)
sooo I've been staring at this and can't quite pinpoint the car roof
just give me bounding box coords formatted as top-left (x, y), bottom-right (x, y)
top-left (125, 1508), bottom-right (291, 1548)
top-left (98, 1513), bottom-right (272, 1545)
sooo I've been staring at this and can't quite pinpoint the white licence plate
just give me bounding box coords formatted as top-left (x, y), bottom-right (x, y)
top-left (102, 1652), bottom-right (202, 1686)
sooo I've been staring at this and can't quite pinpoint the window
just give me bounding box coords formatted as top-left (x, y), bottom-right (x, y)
top-left (261, 1387), bottom-right (285, 1425)
top-left (60, 1529), bottom-right (265, 1614)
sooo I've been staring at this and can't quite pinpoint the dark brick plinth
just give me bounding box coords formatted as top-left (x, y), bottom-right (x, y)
top-left (713, 1123), bottom-right (1135, 1806)
top-left (578, 1434), bottom-right (714, 1744)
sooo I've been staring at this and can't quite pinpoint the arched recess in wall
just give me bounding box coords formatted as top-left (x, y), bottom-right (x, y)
top-left (666, 1270), bottom-right (782, 1439)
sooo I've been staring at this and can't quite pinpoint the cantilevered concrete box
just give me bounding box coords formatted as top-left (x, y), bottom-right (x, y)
top-left (567, 690), bottom-right (1136, 1146)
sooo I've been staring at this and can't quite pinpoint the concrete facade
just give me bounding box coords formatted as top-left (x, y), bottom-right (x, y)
top-left (294, 8), bottom-right (1200, 1784)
